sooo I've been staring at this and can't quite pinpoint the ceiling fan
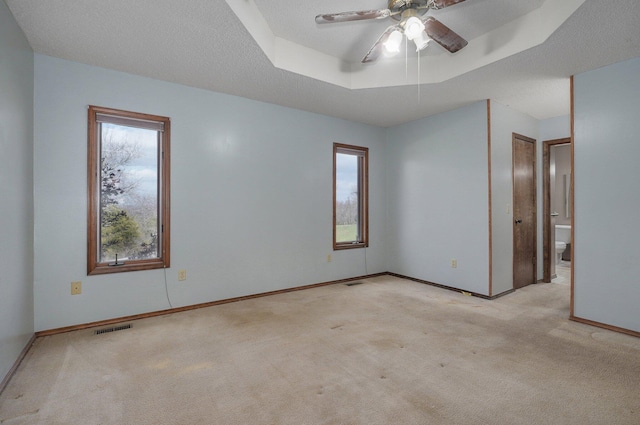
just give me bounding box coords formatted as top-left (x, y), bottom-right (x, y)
top-left (315, 0), bottom-right (469, 63)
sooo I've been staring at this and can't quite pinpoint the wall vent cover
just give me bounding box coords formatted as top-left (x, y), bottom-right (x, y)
top-left (345, 282), bottom-right (364, 286)
top-left (94, 324), bottom-right (132, 335)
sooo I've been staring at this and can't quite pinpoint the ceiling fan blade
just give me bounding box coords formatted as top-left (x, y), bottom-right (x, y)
top-left (315, 9), bottom-right (391, 24)
top-left (423, 16), bottom-right (468, 53)
top-left (430, 0), bottom-right (467, 9)
top-left (362, 26), bottom-right (398, 63)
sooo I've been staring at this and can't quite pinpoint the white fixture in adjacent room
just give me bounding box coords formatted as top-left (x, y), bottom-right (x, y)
top-left (555, 225), bottom-right (571, 264)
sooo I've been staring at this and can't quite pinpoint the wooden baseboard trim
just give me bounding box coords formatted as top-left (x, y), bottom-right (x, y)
top-left (28, 274), bottom-right (640, 341)
top-left (0, 334), bottom-right (36, 396)
top-left (488, 289), bottom-right (516, 299)
top-left (35, 273), bottom-right (387, 337)
top-left (570, 315), bottom-right (640, 338)
top-left (387, 272), bottom-right (507, 299)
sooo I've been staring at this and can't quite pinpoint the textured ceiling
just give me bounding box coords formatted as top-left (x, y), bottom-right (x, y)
top-left (5, 0), bottom-right (640, 127)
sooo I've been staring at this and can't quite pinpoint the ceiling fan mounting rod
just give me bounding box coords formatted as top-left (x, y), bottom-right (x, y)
top-left (388, 0), bottom-right (430, 9)
top-left (401, 8), bottom-right (419, 21)
top-left (389, 0), bottom-right (431, 21)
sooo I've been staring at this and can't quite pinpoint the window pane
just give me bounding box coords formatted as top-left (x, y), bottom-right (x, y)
top-left (99, 123), bottom-right (160, 263)
top-left (335, 152), bottom-right (359, 243)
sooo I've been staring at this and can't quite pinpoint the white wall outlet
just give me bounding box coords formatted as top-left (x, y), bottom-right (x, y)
top-left (451, 259), bottom-right (457, 268)
top-left (71, 281), bottom-right (82, 295)
top-left (178, 269), bottom-right (187, 281)
top-left (327, 254), bottom-right (332, 263)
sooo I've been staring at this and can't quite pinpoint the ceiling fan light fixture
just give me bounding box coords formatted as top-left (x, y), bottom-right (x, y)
top-left (413, 32), bottom-right (430, 52)
top-left (383, 30), bottom-right (403, 54)
top-left (317, 0), bottom-right (470, 63)
top-left (404, 16), bottom-right (425, 40)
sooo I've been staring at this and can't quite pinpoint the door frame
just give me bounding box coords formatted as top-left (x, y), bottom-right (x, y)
top-left (512, 133), bottom-right (537, 289)
top-left (542, 137), bottom-right (572, 282)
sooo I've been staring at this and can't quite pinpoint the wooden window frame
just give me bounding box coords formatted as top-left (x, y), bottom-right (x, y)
top-left (333, 143), bottom-right (369, 250)
top-left (87, 105), bottom-right (170, 275)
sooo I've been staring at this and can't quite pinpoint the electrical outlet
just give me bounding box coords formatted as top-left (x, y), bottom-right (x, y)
top-left (178, 269), bottom-right (187, 281)
top-left (451, 259), bottom-right (457, 268)
top-left (71, 281), bottom-right (82, 295)
top-left (327, 254), bottom-right (332, 263)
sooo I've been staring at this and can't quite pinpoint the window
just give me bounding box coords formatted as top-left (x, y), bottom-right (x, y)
top-left (333, 143), bottom-right (368, 250)
top-left (87, 106), bottom-right (170, 275)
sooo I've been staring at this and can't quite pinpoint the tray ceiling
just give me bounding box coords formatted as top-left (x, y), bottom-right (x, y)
top-left (6, 0), bottom-right (640, 127)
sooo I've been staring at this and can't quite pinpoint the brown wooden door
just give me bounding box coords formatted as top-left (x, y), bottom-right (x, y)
top-left (513, 134), bottom-right (537, 289)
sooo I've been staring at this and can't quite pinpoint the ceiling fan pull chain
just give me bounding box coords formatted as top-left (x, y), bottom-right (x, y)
top-left (405, 36), bottom-right (409, 83)
top-left (417, 49), bottom-right (421, 103)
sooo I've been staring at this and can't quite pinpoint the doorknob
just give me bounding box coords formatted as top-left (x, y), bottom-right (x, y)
top-left (515, 219), bottom-right (523, 224)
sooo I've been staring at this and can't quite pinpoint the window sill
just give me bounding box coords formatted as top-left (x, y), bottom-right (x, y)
top-left (334, 243), bottom-right (368, 251)
top-left (88, 259), bottom-right (168, 275)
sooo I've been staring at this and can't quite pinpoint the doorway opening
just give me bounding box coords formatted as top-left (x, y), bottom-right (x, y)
top-left (542, 138), bottom-right (572, 283)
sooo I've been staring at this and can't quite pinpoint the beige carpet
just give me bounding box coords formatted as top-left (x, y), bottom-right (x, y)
top-left (1, 275), bottom-right (639, 424)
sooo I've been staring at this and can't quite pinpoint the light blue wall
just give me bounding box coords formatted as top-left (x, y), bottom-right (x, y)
top-left (33, 55), bottom-right (387, 331)
top-left (384, 100), bottom-right (544, 297)
top-left (385, 102), bottom-right (490, 295)
top-left (539, 116), bottom-right (570, 142)
top-left (0, 0), bottom-right (34, 381)
top-left (12, 13), bottom-right (639, 343)
top-left (573, 57), bottom-right (640, 332)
